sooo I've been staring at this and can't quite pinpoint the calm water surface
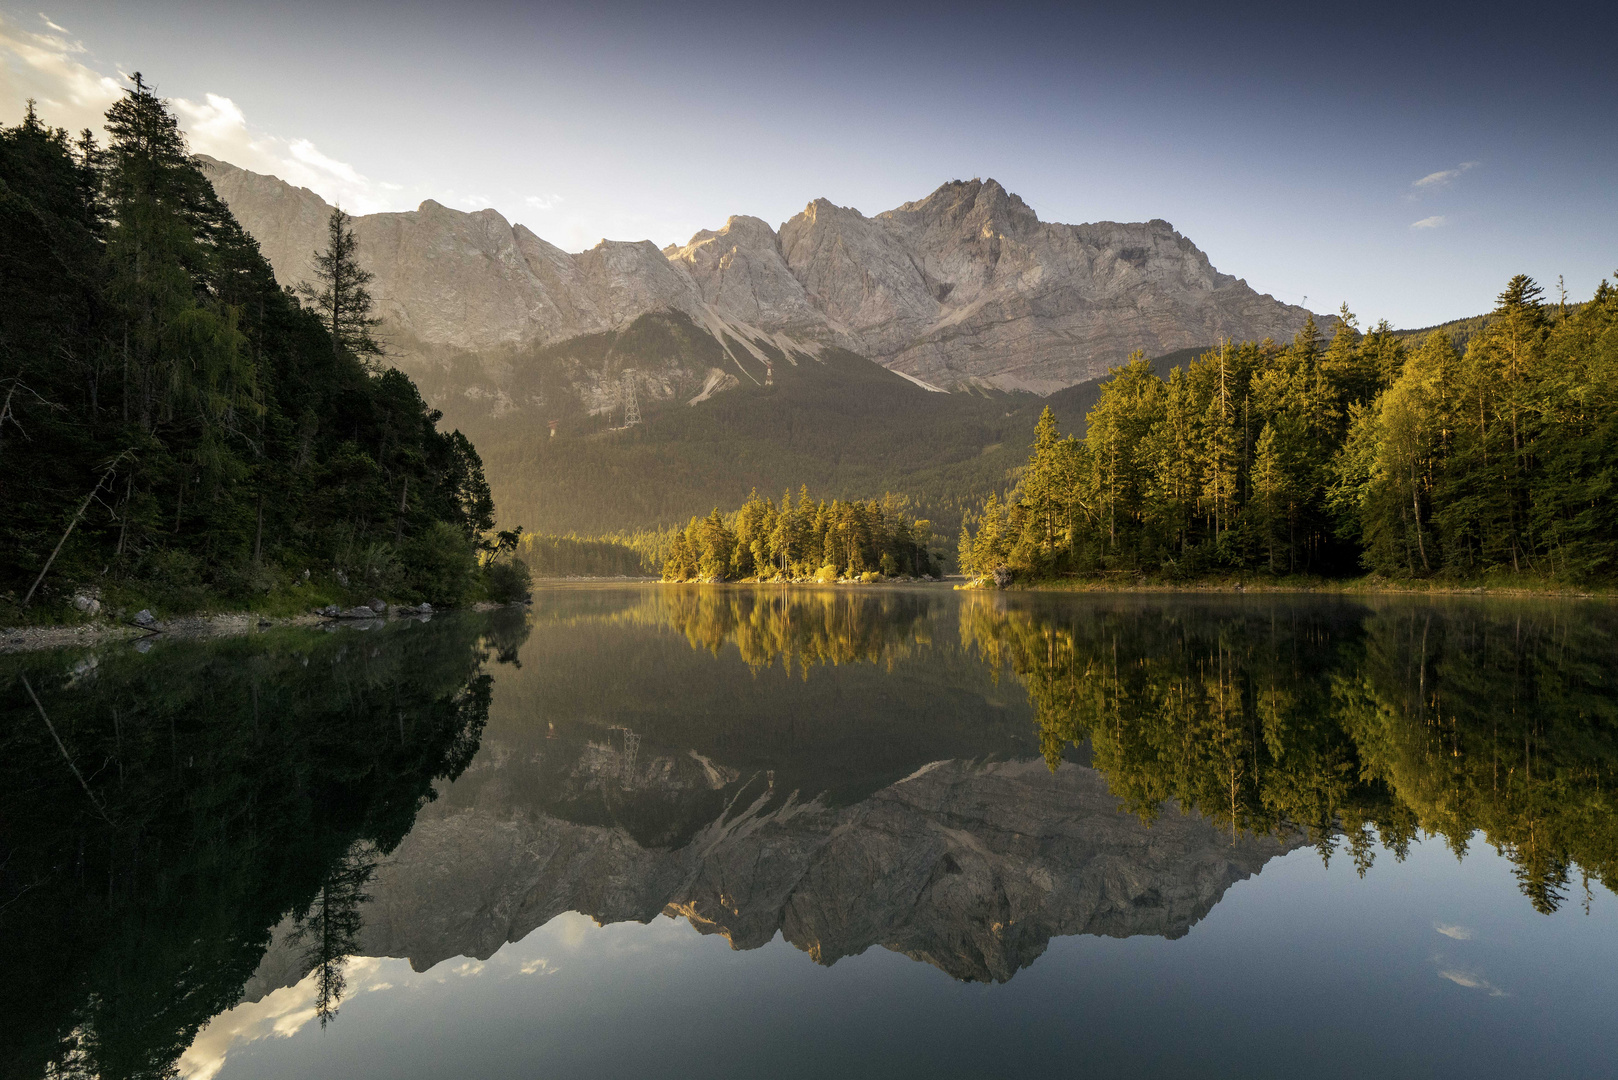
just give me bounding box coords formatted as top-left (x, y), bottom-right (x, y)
top-left (5, 586), bottom-right (1617, 1078)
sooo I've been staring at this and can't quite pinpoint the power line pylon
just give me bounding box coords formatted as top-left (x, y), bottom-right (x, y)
top-left (621, 370), bottom-right (640, 427)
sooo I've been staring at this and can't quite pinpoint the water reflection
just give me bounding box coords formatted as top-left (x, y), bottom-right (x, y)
top-left (961, 593), bottom-right (1618, 913)
top-left (0, 611), bottom-right (528, 1080)
top-left (6, 588), bottom-right (1618, 1079)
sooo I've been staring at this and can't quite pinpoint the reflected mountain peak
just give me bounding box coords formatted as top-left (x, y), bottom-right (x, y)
top-left (245, 752), bottom-right (1297, 991)
top-left (9, 588), bottom-right (1618, 1079)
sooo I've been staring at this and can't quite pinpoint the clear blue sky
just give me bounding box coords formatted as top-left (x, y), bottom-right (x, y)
top-left (3, 0), bottom-right (1613, 327)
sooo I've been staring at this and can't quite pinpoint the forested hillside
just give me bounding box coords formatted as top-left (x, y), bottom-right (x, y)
top-left (960, 281), bottom-right (1618, 585)
top-left (471, 331), bottom-right (1055, 537)
top-left (0, 85), bottom-right (495, 619)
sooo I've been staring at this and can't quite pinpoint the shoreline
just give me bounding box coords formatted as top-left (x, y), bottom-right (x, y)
top-left (963, 575), bottom-right (1618, 601)
top-left (0, 601), bottom-right (521, 657)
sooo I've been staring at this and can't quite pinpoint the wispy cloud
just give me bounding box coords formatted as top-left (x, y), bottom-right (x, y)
top-left (177, 956), bottom-right (397, 1080)
top-left (1, 14), bottom-right (405, 215)
top-left (0, 12), bottom-right (121, 127)
top-left (1434, 922), bottom-right (1473, 940)
top-left (172, 94), bottom-right (398, 213)
top-left (525, 193), bottom-right (563, 211)
top-left (1411, 215), bottom-right (1447, 230)
top-left (1412, 161), bottom-right (1480, 191)
top-left (1437, 968), bottom-right (1507, 996)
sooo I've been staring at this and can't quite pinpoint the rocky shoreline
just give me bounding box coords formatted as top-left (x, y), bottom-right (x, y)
top-left (0, 600), bottom-right (518, 656)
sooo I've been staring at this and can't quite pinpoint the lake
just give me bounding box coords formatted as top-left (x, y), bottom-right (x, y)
top-left (5, 585), bottom-right (1617, 1079)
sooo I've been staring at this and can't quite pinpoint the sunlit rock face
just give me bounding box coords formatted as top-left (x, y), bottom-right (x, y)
top-left (199, 156), bottom-right (705, 351)
top-left (199, 160), bottom-right (1310, 393)
top-left (793, 179), bottom-right (1312, 392)
top-left (244, 753), bottom-right (1296, 992)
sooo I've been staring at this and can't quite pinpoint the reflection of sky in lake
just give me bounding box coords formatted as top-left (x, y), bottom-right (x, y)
top-left (195, 831), bottom-right (1618, 1080)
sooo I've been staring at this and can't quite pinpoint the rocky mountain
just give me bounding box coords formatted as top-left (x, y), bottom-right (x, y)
top-left (199, 157), bottom-right (1312, 395)
top-left (243, 752), bottom-right (1298, 993)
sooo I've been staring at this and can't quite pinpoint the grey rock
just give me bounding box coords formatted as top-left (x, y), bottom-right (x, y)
top-left (367, 599), bottom-right (388, 615)
top-left (347, 606), bottom-right (376, 619)
top-left (197, 159), bottom-right (1315, 398)
top-left (132, 609), bottom-right (157, 628)
top-left (243, 755), bottom-right (1300, 997)
top-left (72, 594), bottom-right (101, 616)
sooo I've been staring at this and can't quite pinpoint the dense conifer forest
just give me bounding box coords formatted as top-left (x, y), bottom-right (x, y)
top-left (661, 489), bottom-right (942, 582)
top-left (0, 85), bottom-right (497, 621)
top-left (959, 279), bottom-right (1618, 586)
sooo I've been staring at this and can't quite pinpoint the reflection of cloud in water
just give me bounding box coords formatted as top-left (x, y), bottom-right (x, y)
top-left (178, 956), bottom-right (396, 1080)
top-left (1437, 968), bottom-right (1506, 996)
top-left (1434, 923), bottom-right (1474, 940)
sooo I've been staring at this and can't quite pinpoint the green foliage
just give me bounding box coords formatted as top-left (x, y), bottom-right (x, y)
top-left (449, 314), bottom-right (1098, 539)
top-left (964, 595), bottom-right (1618, 909)
top-left (660, 487), bottom-right (941, 582)
top-left (0, 87), bottom-right (493, 620)
top-left (401, 520), bottom-right (479, 605)
top-left (961, 276), bottom-right (1618, 586)
top-left (297, 206), bottom-right (384, 364)
top-left (517, 531), bottom-right (662, 577)
top-left (0, 611), bottom-right (525, 1078)
top-left (481, 556), bottom-right (533, 603)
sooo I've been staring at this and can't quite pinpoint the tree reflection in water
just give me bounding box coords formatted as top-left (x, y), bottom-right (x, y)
top-left (0, 609), bottom-right (528, 1080)
top-left (612, 585), bottom-right (1618, 918)
top-left (7, 588), bottom-right (1617, 1080)
top-left (958, 593), bottom-right (1618, 915)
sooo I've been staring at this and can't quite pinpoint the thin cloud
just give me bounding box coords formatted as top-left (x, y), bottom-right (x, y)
top-left (1, 14), bottom-right (407, 216)
top-left (172, 93), bottom-right (399, 213)
top-left (525, 193), bottom-right (563, 211)
top-left (1411, 215), bottom-right (1447, 230)
top-left (1437, 969), bottom-right (1507, 997)
top-left (1434, 922), bottom-right (1473, 940)
top-left (0, 13), bottom-right (121, 127)
top-left (1412, 161), bottom-right (1479, 190)
top-left (177, 957), bottom-right (396, 1080)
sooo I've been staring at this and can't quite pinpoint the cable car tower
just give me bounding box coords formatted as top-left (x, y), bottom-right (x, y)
top-left (621, 370), bottom-right (641, 428)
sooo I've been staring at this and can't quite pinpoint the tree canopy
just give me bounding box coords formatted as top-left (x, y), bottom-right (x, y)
top-left (0, 84), bottom-right (494, 617)
top-left (960, 276), bottom-right (1618, 585)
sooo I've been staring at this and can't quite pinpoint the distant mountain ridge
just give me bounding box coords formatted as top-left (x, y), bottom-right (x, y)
top-left (198, 157), bottom-right (1313, 395)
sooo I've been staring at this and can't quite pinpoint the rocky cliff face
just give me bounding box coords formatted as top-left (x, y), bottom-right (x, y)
top-left (199, 159), bottom-right (1311, 393)
top-left (243, 751), bottom-right (1298, 996)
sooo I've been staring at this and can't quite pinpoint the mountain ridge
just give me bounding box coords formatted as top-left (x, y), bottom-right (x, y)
top-left (197, 157), bottom-right (1314, 395)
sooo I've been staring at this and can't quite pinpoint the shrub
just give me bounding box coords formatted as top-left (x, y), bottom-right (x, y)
top-left (401, 522), bottom-right (478, 606)
top-left (814, 564), bottom-right (839, 583)
top-left (483, 558), bottom-right (533, 603)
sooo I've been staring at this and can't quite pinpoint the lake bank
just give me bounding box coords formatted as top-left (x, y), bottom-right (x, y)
top-left (0, 601), bottom-right (524, 655)
top-left (969, 573), bottom-right (1618, 600)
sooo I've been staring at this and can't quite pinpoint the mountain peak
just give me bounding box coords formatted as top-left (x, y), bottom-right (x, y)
top-left (202, 157), bottom-right (1315, 396)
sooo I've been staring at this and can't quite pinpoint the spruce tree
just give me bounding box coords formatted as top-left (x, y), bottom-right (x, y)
top-left (300, 207), bottom-right (385, 365)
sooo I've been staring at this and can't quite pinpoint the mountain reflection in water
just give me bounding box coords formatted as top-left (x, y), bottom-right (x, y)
top-left (4, 587), bottom-right (1617, 1079)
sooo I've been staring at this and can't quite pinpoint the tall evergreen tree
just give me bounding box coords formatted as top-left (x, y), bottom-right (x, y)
top-left (299, 207), bottom-right (385, 365)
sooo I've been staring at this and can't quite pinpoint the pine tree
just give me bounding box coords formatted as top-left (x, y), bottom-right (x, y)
top-left (299, 207), bottom-right (384, 365)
